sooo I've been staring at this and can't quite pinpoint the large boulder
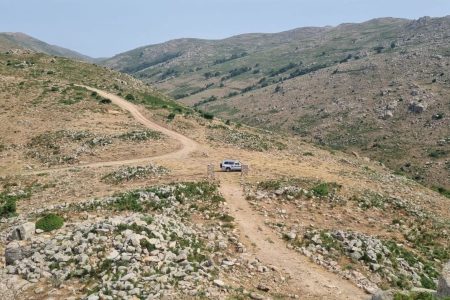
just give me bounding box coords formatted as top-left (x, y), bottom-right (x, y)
top-left (437, 261), bottom-right (450, 297)
top-left (371, 289), bottom-right (394, 300)
top-left (408, 102), bottom-right (426, 113)
top-left (10, 222), bottom-right (35, 240)
top-left (5, 242), bottom-right (23, 265)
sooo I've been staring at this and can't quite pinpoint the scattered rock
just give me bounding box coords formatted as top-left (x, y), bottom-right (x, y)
top-left (214, 279), bottom-right (226, 288)
top-left (250, 292), bottom-right (265, 300)
top-left (257, 283), bottom-right (270, 292)
top-left (408, 102), bottom-right (426, 113)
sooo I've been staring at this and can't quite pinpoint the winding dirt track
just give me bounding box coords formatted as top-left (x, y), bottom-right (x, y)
top-left (25, 86), bottom-right (199, 175)
top-left (25, 87), bottom-right (368, 299)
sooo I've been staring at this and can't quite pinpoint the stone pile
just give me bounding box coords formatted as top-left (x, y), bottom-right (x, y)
top-left (296, 229), bottom-right (438, 293)
top-left (5, 214), bottom-right (228, 299)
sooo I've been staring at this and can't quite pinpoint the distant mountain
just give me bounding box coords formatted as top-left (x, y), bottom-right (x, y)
top-left (102, 16), bottom-right (450, 190)
top-left (0, 32), bottom-right (92, 61)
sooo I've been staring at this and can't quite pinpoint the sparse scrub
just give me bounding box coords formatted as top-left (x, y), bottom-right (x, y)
top-left (207, 127), bottom-right (285, 151)
top-left (117, 129), bottom-right (162, 141)
top-left (101, 164), bottom-right (169, 184)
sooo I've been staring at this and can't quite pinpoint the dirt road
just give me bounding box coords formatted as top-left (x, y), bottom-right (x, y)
top-left (219, 175), bottom-right (369, 299)
top-left (24, 86), bottom-right (199, 175)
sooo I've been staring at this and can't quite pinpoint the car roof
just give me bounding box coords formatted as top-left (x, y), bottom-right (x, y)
top-left (223, 159), bottom-right (239, 163)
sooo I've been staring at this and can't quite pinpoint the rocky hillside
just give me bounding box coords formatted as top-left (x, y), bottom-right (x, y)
top-left (102, 16), bottom-right (450, 191)
top-left (1, 50), bottom-right (450, 300)
top-left (0, 32), bottom-right (92, 61)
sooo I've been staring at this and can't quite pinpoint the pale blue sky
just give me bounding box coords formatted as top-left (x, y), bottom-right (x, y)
top-left (0, 0), bottom-right (449, 58)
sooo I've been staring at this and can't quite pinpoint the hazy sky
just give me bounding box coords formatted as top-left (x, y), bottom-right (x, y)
top-left (1, 0), bottom-right (449, 57)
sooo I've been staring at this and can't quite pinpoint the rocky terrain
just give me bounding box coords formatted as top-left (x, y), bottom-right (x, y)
top-left (0, 45), bottom-right (449, 300)
top-left (1, 182), bottom-right (285, 299)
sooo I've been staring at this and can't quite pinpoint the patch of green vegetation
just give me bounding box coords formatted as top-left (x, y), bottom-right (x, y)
top-left (36, 213), bottom-right (64, 232)
top-left (125, 93), bottom-right (135, 101)
top-left (0, 190), bottom-right (31, 218)
top-left (393, 291), bottom-right (441, 300)
top-left (384, 240), bottom-right (438, 289)
top-left (199, 110), bottom-right (214, 120)
top-left (428, 149), bottom-right (448, 158)
top-left (112, 192), bottom-right (143, 212)
top-left (312, 182), bottom-right (330, 197)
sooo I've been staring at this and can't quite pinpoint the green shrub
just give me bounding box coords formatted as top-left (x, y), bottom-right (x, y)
top-left (36, 214), bottom-right (64, 232)
top-left (0, 191), bottom-right (31, 218)
top-left (167, 113), bottom-right (176, 120)
top-left (201, 112), bottom-right (214, 120)
top-left (312, 183), bottom-right (329, 196)
top-left (0, 197), bottom-right (17, 218)
top-left (125, 94), bottom-right (135, 101)
top-left (428, 149), bottom-right (448, 158)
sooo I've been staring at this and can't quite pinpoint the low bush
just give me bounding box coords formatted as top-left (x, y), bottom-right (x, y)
top-left (0, 191), bottom-right (31, 218)
top-left (125, 94), bottom-right (135, 101)
top-left (312, 183), bottom-right (329, 196)
top-left (36, 213), bottom-right (64, 232)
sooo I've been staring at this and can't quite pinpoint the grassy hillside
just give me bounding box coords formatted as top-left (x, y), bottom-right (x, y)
top-left (102, 16), bottom-right (450, 190)
top-left (0, 32), bottom-right (92, 61)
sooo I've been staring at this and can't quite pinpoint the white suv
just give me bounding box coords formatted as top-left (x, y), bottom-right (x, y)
top-left (220, 159), bottom-right (242, 172)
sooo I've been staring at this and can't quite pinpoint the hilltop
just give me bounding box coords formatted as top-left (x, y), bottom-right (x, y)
top-left (0, 51), bottom-right (449, 299)
top-left (0, 32), bottom-right (92, 62)
top-left (101, 16), bottom-right (450, 191)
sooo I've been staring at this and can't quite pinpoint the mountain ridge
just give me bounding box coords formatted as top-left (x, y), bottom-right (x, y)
top-left (0, 32), bottom-right (93, 61)
top-left (100, 15), bottom-right (450, 190)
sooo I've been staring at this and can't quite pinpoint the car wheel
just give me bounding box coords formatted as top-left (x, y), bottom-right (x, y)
top-left (226, 168), bottom-right (231, 172)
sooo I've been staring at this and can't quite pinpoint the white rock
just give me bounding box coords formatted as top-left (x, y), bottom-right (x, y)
top-left (213, 279), bottom-right (225, 288)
